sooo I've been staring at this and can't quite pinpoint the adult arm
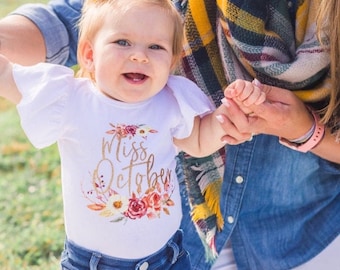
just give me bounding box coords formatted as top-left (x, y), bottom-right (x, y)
top-left (0, 15), bottom-right (45, 65)
top-left (0, 0), bottom-right (82, 66)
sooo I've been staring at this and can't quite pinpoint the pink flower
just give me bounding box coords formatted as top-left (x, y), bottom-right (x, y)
top-left (143, 191), bottom-right (162, 218)
top-left (115, 125), bottom-right (129, 138)
top-left (124, 125), bottom-right (138, 136)
top-left (125, 193), bottom-right (147, 219)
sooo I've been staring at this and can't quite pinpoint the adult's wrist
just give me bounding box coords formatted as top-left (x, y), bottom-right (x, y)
top-left (279, 109), bottom-right (325, 153)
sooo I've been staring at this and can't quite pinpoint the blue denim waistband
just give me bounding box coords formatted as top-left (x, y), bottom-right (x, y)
top-left (62, 230), bottom-right (184, 270)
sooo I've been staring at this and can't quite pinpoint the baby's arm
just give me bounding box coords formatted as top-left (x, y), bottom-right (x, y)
top-left (0, 54), bottom-right (21, 104)
top-left (174, 79), bottom-right (266, 157)
top-left (224, 79), bottom-right (266, 114)
top-left (173, 105), bottom-right (228, 157)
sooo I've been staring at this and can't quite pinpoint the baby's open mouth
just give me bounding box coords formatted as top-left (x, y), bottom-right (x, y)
top-left (124, 73), bottom-right (147, 82)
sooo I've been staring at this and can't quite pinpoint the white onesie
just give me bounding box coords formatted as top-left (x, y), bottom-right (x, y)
top-left (13, 63), bottom-right (214, 259)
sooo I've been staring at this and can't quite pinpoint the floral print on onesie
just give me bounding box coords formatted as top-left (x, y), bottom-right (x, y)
top-left (82, 123), bottom-right (175, 223)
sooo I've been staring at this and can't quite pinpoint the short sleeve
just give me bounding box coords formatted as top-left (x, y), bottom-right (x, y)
top-left (166, 75), bottom-right (215, 139)
top-left (13, 63), bottom-right (75, 148)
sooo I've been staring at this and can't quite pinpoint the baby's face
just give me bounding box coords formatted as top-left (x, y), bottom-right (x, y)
top-left (87, 4), bottom-right (176, 103)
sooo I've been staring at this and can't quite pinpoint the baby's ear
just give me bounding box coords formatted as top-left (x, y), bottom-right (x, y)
top-left (78, 40), bottom-right (95, 72)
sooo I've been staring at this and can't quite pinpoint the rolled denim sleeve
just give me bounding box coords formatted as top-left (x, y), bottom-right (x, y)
top-left (11, 0), bottom-right (82, 67)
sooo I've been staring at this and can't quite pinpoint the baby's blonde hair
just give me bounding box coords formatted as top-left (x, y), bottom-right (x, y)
top-left (77, 0), bottom-right (184, 79)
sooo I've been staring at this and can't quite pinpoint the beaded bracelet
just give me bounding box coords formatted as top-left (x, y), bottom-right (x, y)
top-left (289, 121), bottom-right (316, 144)
top-left (279, 110), bottom-right (325, 153)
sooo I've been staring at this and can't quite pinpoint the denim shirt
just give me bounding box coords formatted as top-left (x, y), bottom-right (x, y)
top-left (14, 1), bottom-right (340, 270)
top-left (179, 135), bottom-right (340, 270)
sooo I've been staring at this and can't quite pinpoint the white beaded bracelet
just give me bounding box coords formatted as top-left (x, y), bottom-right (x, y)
top-left (289, 121), bottom-right (316, 144)
top-left (279, 110), bottom-right (325, 153)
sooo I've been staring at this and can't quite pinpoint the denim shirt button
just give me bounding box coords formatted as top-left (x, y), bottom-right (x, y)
top-left (227, 216), bottom-right (234, 224)
top-left (235, 176), bottom-right (244, 184)
top-left (139, 262), bottom-right (149, 270)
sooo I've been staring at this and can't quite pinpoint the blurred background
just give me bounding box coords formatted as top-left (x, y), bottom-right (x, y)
top-left (0, 1), bottom-right (64, 269)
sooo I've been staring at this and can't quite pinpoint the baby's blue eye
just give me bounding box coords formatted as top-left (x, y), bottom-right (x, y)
top-left (115, 40), bottom-right (129, 46)
top-left (149, 44), bottom-right (163, 50)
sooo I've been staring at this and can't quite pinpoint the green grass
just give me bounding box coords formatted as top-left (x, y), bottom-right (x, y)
top-left (0, 0), bottom-right (46, 15)
top-left (0, 1), bottom-right (65, 269)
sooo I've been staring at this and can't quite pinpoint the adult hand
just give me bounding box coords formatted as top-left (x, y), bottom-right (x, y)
top-left (246, 82), bottom-right (314, 140)
top-left (221, 81), bottom-right (340, 163)
top-left (217, 98), bottom-right (256, 145)
top-left (221, 82), bottom-right (314, 141)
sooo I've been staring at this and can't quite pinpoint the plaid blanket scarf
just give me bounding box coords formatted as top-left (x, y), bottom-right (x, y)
top-left (175, 0), bottom-right (333, 263)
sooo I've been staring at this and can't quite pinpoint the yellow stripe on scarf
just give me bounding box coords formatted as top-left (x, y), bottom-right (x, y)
top-left (188, 0), bottom-right (215, 46)
top-left (217, 0), bottom-right (265, 35)
top-left (217, 0), bottom-right (280, 40)
top-left (295, 0), bottom-right (331, 103)
top-left (204, 178), bottom-right (224, 230)
top-left (295, 85), bottom-right (331, 103)
top-left (191, 179), bottom-right (224, 231)
top-left (185, 0), bottom-right (228, 89)
top-left (295, 0), bottom-right (322, 46)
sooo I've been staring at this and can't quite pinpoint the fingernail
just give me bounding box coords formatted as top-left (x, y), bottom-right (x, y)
top-left (221, 98), bottom-right (230, 107)
top-left (253, 78), bottom-right (262, 88)
top-left (216, 114), bottom-right (224, 123)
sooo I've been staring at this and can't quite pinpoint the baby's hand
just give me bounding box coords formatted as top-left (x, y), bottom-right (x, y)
top-left (224, 79), bottom-right (266, 114)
